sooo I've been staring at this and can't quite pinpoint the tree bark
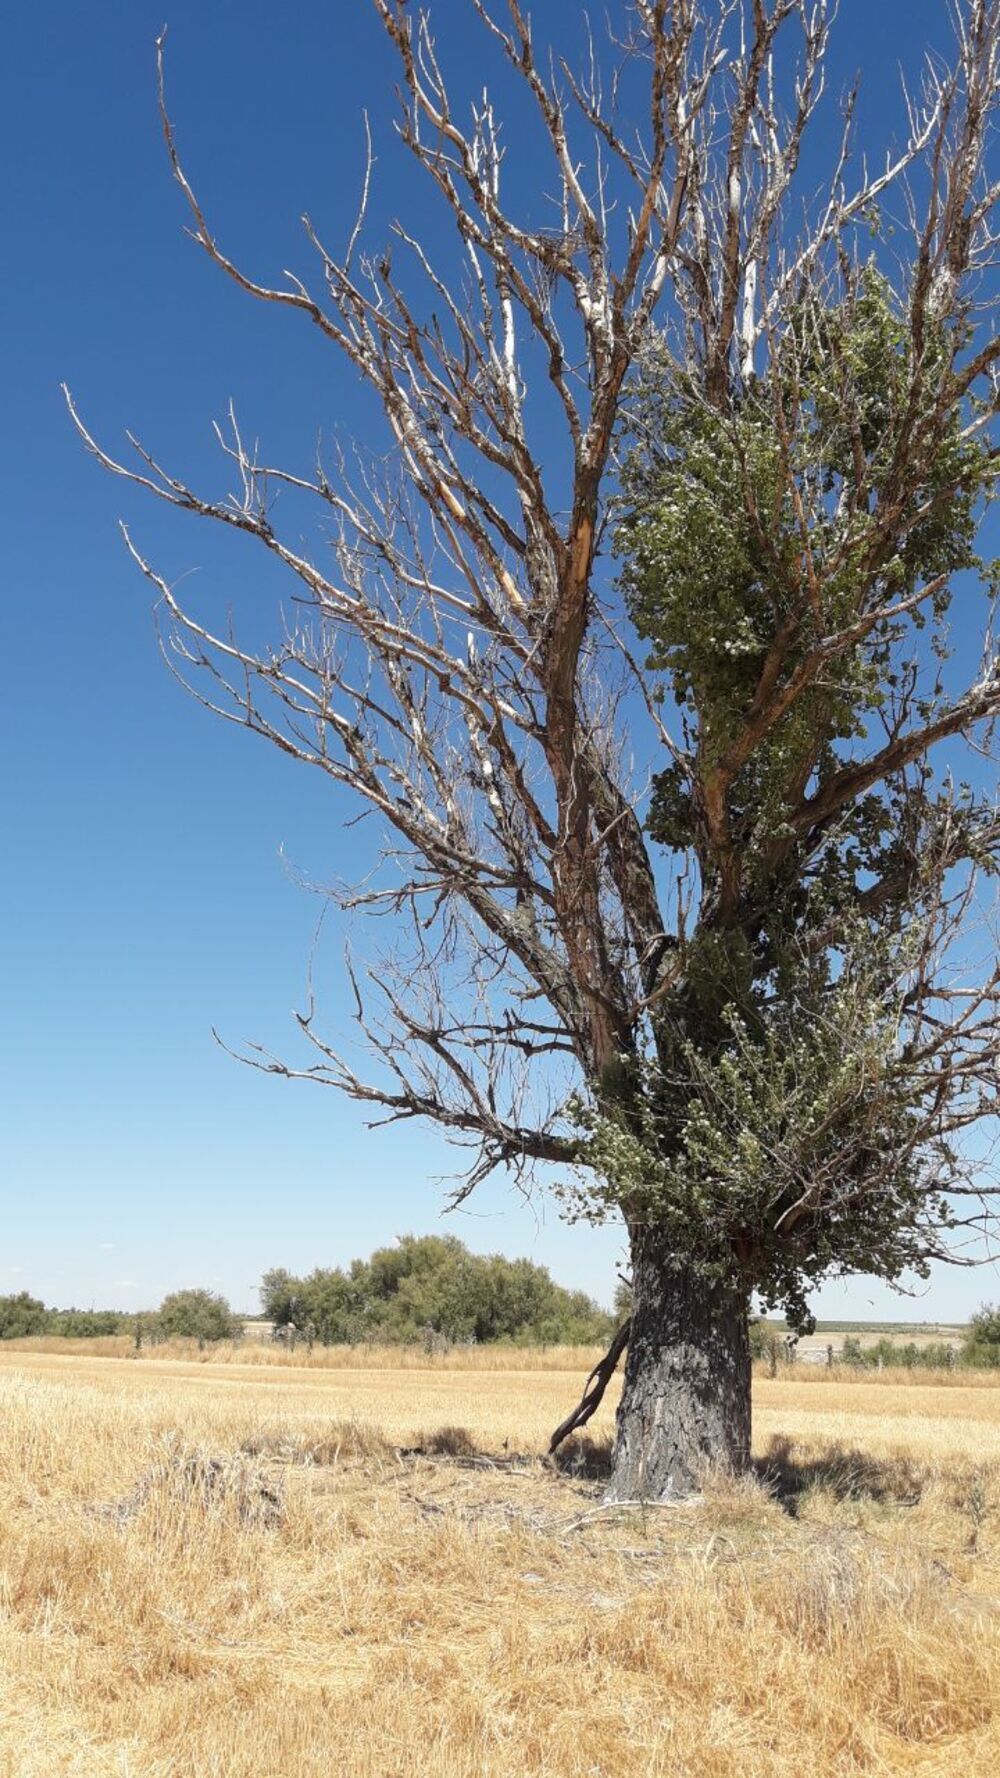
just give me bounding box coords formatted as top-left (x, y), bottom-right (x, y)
top-left (606, 1238), bottom-right (751, 1501)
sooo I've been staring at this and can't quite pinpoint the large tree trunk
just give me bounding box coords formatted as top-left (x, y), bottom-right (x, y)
top-left (607, 1237), bottom-right (751, 1501)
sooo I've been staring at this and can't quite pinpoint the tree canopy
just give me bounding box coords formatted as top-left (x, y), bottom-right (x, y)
top-left (261, 1236), bottom-right (615, 1346)
top-left (963, 1302), bottom-right (1000, 1365)
top-left (155, 1289), bottom-right (242, 1344)
top-left (0, 1294), bottom-right (126, 1340)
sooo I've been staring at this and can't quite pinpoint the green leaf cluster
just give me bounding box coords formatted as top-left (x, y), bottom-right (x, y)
top-left (599, 266), bottom-right (999, 1325)
top-left (618, 271), bottom-right (994, 884)
top-left (567, 924), bottom-right (953, 1332)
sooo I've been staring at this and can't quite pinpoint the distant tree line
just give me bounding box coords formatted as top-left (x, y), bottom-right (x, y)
top-left (839, 1336), bottom-right (959, 1370)
top-left (745, 1304), bottom-right (1000, 1372)
top-left (8, 1270), bottom-right (997, 1365)
top-left (0, 1294), bottom-right (127, 1340)
top-left (0, 1240), bottom-right (615, 1349)
top-left (0, 1288), bottom-right (240, 1345)
top-left (261, 1236), bottom-right (616, 1348)
top-left (839, 1306), bottom-right (1000, 1371)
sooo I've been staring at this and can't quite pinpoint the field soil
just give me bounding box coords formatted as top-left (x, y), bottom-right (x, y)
top-left (0, 1345), bottom-right (998, 1776)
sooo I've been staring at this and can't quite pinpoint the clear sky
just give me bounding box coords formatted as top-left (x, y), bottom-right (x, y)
top-left (2, 0), bottom-right (997, 1322)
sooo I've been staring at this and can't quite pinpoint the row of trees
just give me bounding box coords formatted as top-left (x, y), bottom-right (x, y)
top-left (261, 1236), bottom-right (616, 1346)
top-left (0, 1294), bottom-right (126, 1340)
top-left (0, 1241), bottom-right (614, 1348)
top-left (840, 1305), bottom-right (1000, 1369)
top-left (840, 1336), bottom-right (959, 1369)
top-left (0, 1289), bottom-right (241, 1344)
top-left (5, 1280), bottom-right (1000, 1368)
top-left (746, 1304), bottom-right (1000, 1368)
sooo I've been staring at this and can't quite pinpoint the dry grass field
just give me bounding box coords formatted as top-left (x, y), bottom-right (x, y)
top-left (0, 1346), bottom-right (998, 1777)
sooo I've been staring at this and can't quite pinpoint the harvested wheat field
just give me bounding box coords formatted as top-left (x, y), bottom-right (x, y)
top-left (0, 1347), bottom-right (998, 1777)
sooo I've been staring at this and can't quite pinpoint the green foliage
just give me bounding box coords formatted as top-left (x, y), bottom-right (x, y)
top-left (156, 1289), bottom-right (241, 1344)
top-left (260, 1235), bottom-right (615, 1346)
top-left (0, 1294), bottom-right (127, 1339)
top-left (592, 267), bottom-right (999, 1327)
top-left (840, 1335), bottom-right (957, 1369)
top-left (0, 1292), bottom-right (50, 1339)
top-left (749, 1318), bottom-right (795, 1370)
top-left (612, 1277), bottom-right (633, 1321)
top-left (966, 1303), bottom-right (1000, 1348)
top-left (619, 273), bottom-right (993, 875)
top-left (962, 1344), bottom-right (1000, 1370)
top-left (566, 922), bottom-right (948, 1332)
top-left (961, 1304), bottom-right (1000, 1369)
top-left (46, 1308), bottom-right (126, 1337)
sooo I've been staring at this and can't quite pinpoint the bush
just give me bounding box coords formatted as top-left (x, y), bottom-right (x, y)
top-left (156, 1289), bottom-right (241, 1344)
top-left (960, 1342), bottom-right (1000, 1369)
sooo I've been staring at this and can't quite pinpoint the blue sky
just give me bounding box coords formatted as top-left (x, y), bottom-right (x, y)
top-left (2, 0), bottom-right (997, 1321)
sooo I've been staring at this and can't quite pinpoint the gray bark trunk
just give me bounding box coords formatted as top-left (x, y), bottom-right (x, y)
top-left (607, 1238), bottom-right (751, 1501)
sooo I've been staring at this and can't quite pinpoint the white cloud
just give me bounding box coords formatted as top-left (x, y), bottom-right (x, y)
top-left (114, 1281), bottom-right (138, 1290)
top-left (99, 1243), bottom-right (116, 1252)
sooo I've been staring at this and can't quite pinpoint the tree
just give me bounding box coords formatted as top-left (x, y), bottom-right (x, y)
top-left (260, 1236), bottom-right (614, 1345)
top-left (259, 1268), bottom-right (311, 1337)
top-left (156, 1288), bottom-right (241, 1344)
top-left (0, 1297), bottom-right (128, 1340)
top-left (69, 1), bottom-right (1000, 1498)
top-left (962, 1303), bottom-right (1000, 1366)
top-left (48, 1308), bottom-right (126, 1337)
top-left (0, 1293), bottom-right (49, 1340)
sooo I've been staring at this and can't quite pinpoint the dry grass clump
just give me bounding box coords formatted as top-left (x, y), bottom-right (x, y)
top-left (412, 1424), bottom-right (481, 1458)
top-left (238, 1416), bottom-right (393, 1467)
top-left (0, 1358), bottom-right (997, 1776)
top-left (99, 1437), bottom-right (286, 1530)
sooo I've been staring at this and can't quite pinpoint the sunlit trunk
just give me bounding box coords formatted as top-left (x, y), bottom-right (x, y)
top-left (607, 1235), bottom-right (751, 1501)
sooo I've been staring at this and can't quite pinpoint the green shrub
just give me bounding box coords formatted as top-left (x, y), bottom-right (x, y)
top-left (960, 1342), bottom-right (1000, 1369)
top-left (156, 1289), bottom-right (241, 1344)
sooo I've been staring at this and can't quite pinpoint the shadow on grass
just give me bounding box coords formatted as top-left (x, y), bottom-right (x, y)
top-left (552, 1436), bottom-right (930, 1506)
top-left (393, 1427), bottom-right (615, 1478)
top-left (275, 1419), bottom-right (934, 1512)
top-left (758, 1437), bottom-right (926, 1513)
top-left (552, 1435), bottom-right (614, 1480)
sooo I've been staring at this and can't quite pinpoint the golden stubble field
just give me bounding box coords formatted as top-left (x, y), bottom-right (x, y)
top-left (1, 1344), bottom-right (998, 1778)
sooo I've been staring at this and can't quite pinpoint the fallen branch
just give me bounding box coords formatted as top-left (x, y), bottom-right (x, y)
top-left (548, 1318), bottom-right (631, 1455)
top-left (558, 1495), bottom-right (705, 1534)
